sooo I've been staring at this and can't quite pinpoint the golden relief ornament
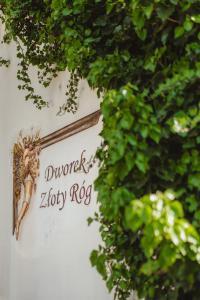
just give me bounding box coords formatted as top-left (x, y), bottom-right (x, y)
top-left (13, 131), bottom-right (41, 240)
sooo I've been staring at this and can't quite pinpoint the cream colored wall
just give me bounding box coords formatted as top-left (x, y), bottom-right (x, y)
top-left (0, 25), bottom-right (115, 300)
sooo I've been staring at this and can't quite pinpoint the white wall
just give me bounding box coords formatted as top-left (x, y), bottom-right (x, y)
top-left (0, 25), bottom-right (114, 300)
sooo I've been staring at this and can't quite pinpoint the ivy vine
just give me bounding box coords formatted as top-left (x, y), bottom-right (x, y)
top-left (1, 1), bottom-right (200, 299)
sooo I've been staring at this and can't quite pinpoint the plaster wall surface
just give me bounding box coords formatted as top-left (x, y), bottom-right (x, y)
top-left (0, 26), bottom-right (115, 300)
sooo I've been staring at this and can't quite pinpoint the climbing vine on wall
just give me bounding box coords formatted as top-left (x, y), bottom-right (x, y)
top-left (1, 1), bottom-right (200, 299)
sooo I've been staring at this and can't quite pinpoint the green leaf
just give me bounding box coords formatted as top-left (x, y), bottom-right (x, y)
top-left (159, 244), bottom-right (177, 268)
top-left (135, 152), bottom-right (148, 173)
top-left (140, 260), bottom-right (159, 275)
top-left (125, 201), bottom-right (144, 231)
top-left (157, 5), bottom-right (174, 21)
top-left (87, 217), bottom-right (93, 226)
top-left (120, 111), bottom-right (134, 129)
top-left (191, 15), bottom-right (200, 24)
top-left (188, 174), bottom-right (200, 189)
top-left (175, 26), bottom-right (185, 38)
top-left (62, 8), bottom-right (72, 16)
top-left (184, 17), bottom-right (193, 32)
top-left (144, 4), bottom-right (154, 19)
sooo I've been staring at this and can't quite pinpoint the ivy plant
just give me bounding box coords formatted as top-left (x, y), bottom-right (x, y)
top-left (1, 1), bottom-right (200, 299)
